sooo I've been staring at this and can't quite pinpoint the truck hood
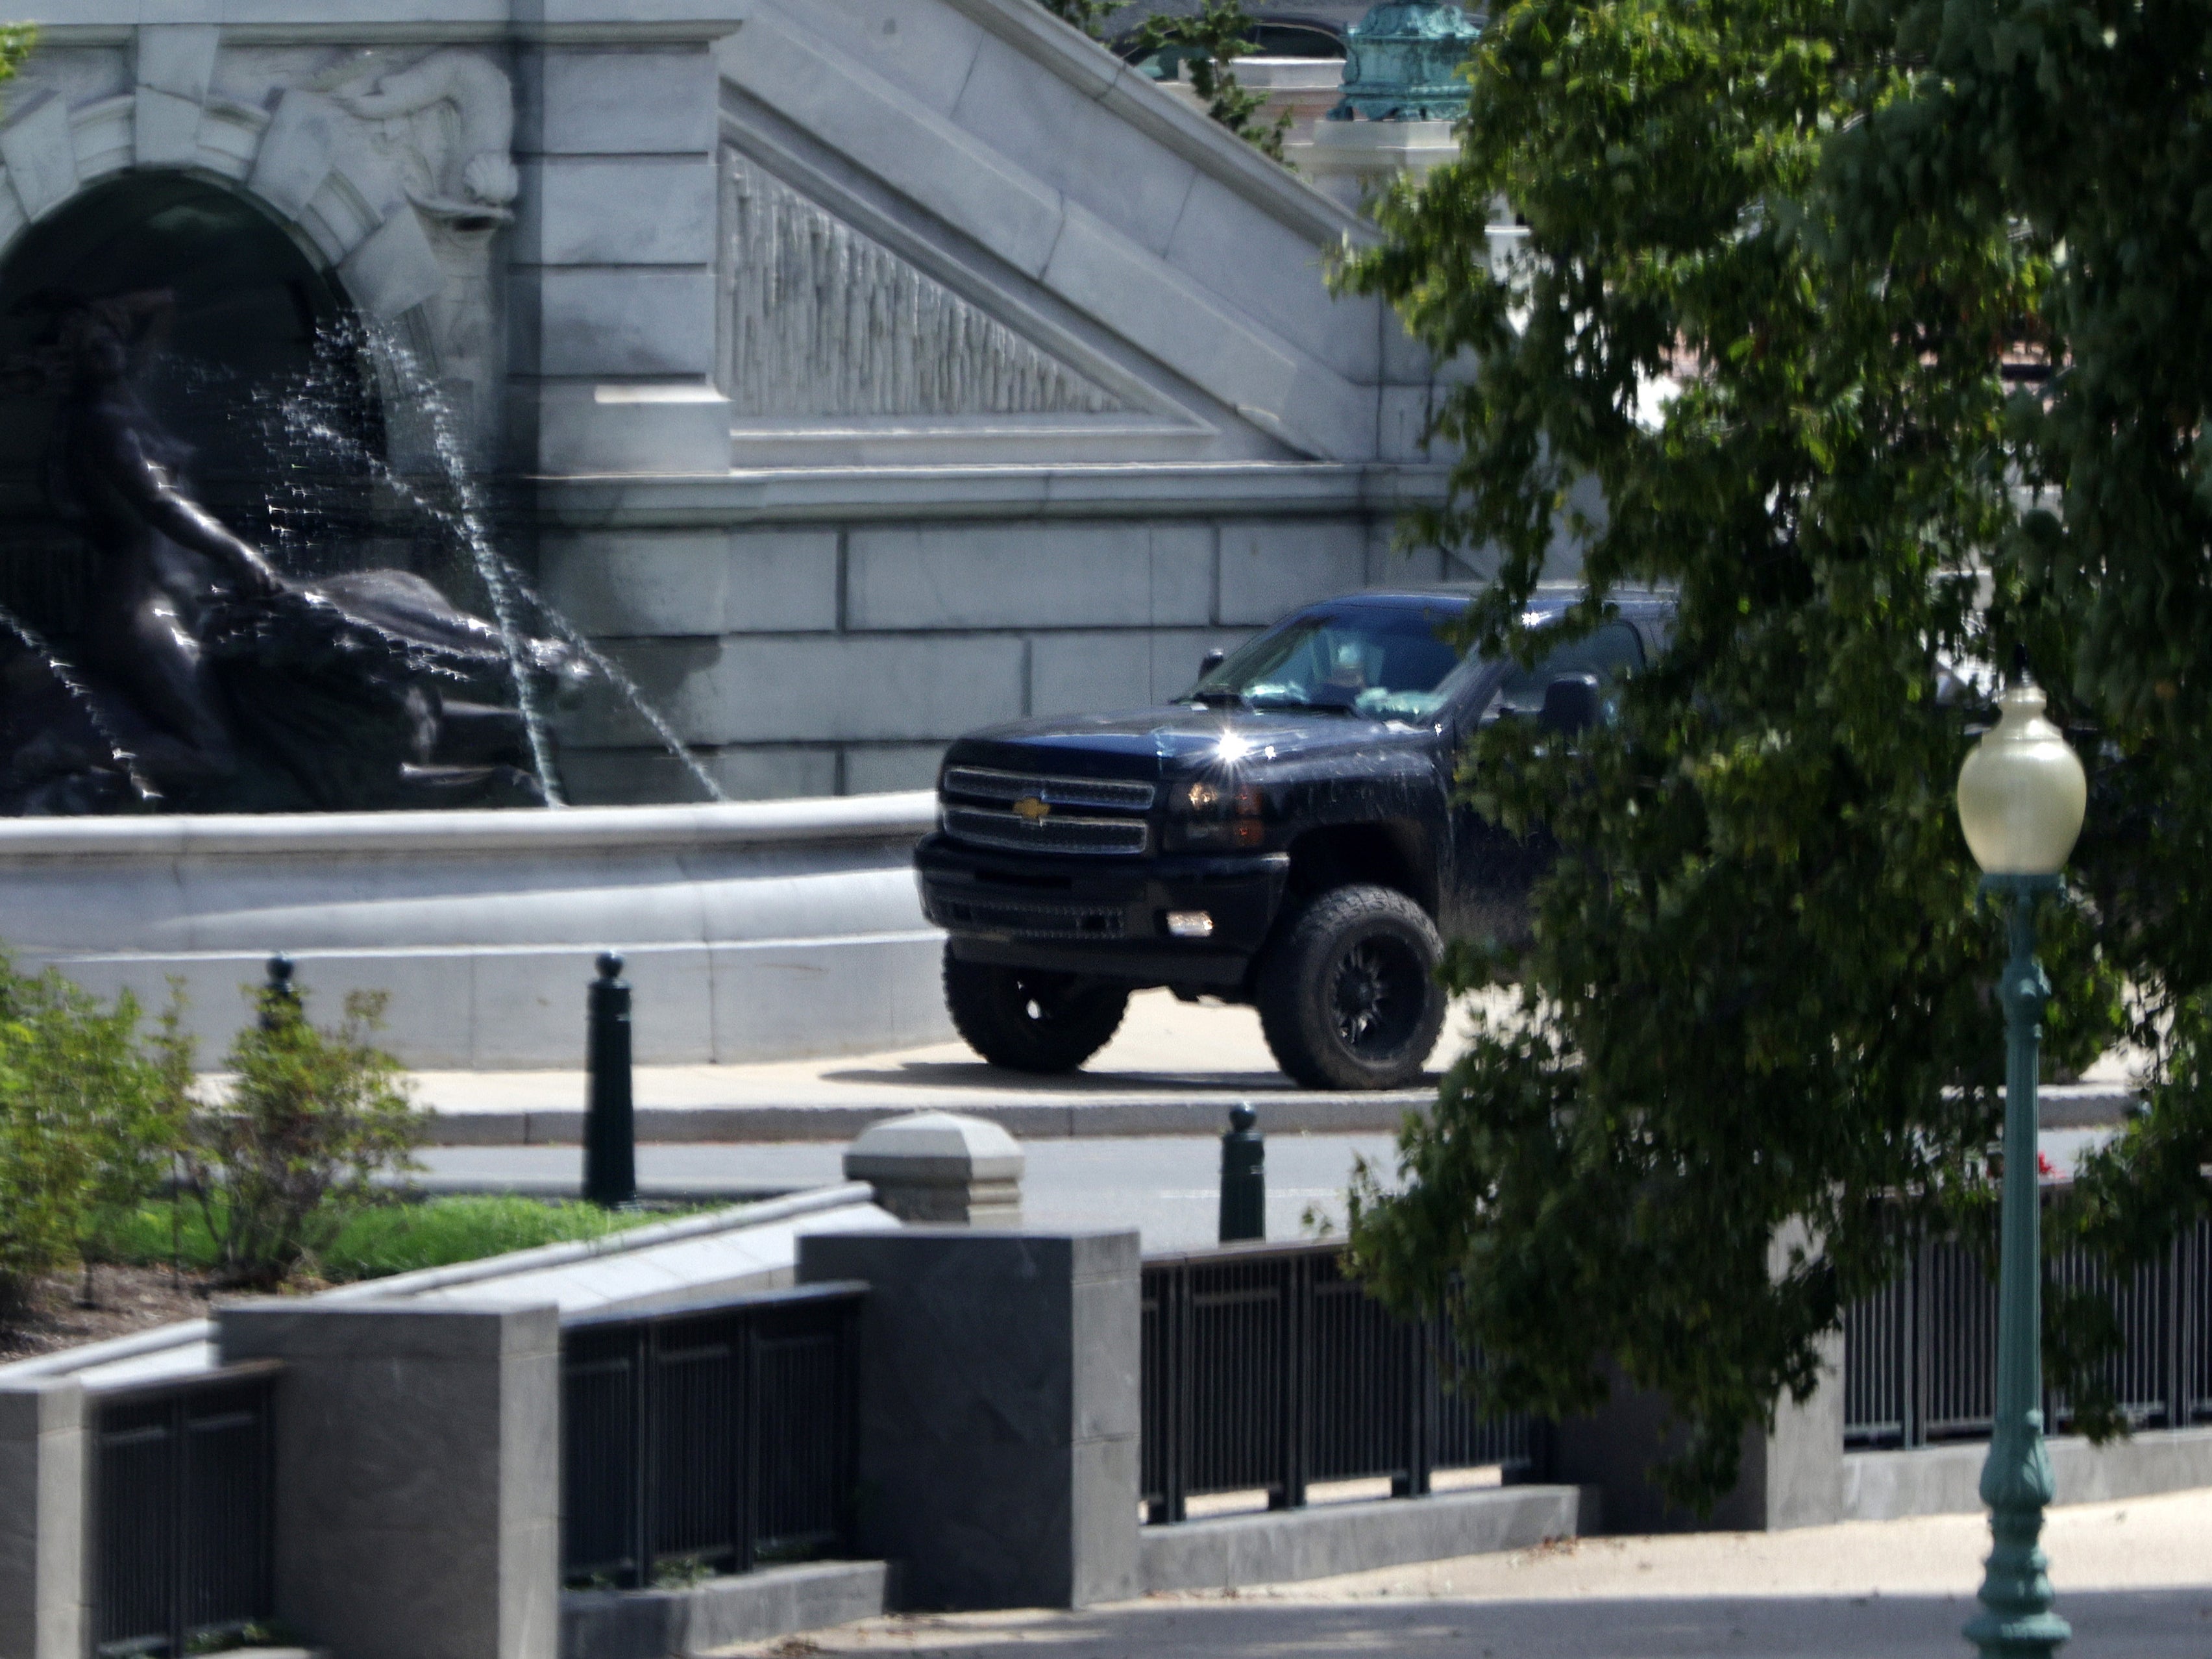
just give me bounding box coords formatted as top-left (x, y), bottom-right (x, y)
top-left (944, 705), bottom-right (1435, 778)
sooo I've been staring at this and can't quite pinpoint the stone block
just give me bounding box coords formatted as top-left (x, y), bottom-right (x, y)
top-left (532, 48), bottom-right (715, 156)
top-left (521, 157), bottom-right (716, 266)
top-left (1164, 172), bottom-right (1381, 384)
top-left (1137, 1483), bottom-right (1597, 1592)
top-left (844, 1111), bottom-right (1024, 1224)
top-left (0, 1378), bottom-right (85, 1659)
top-left (1041, 204), bottom-right (1302, 437)
top-left (540, 530), bottom-right (839, 638)
top-left (538, 269), bottom-right (716, 377)
top-left (949, 32), bottom-right (1196, 258)
top-left (217, 1301), bottom-right (560, 1659)
top-left (0, 94), bottom-right (78, 220)
top-left (334, 204), bottom-right (442, 321)
top-left (134, 87), bottom-right (204, 167)
top-left (797, 1229), bottom-right (1141, 1610)
top-left (529, 380), bottom-right (731, 475)
top-left (1028, 632), bottom-right (1151, 719)
top-left (793, 0), bottom-right (985, 116)
top-left (720, 6), bottom-right (1064, 282)
top-left (1216, 519), bottom-right (1369, 624)
top-left (846, 522), bottom-right (1212, 631)
top-left (842, 744), bottom-right (946, 796)
top-left (557, 745), bottom-right (841, 807)
top-left (248, 89), bottom-right (343, 222)
top-left (708, 931), bottom-right (950, 1063)
top-left (135, 25), bottom-right (219, 102)
top-left (559, 1561), bottom-right (892, 1659)
top-left (566, 635), bottom-right (1026, 747)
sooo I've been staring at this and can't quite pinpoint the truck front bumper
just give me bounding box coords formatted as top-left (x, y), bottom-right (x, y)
top-left (915, 832), bottom-right (1288, 989)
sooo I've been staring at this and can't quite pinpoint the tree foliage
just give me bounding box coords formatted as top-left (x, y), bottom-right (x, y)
top-left (1133, 1), bottom-right (1294, 161)
top-left (1331, 0), bottom-right (2175, 1507)
top-left (1035, 0), bottom-right (1122, 37)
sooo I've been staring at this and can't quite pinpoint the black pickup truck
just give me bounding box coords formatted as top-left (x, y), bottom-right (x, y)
top-left (915, 589), bottom-right (1670, 1089)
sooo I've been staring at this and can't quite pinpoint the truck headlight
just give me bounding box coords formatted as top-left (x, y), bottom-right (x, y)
top-left (1170, 780), bottom-right (1264, 848)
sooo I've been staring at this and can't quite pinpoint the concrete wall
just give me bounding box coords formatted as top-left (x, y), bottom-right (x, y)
top-left (0, 794), bottom-right (946, 1069)
top-left (544, 505), bottom-right (1461, 799)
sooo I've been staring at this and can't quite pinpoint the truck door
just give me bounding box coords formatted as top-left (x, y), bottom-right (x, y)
top-left (1440, 621), bottom-right (1647, 946)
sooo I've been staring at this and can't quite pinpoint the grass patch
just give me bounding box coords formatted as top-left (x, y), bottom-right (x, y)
top-left (97, 1195), bottom-right (672, 1284)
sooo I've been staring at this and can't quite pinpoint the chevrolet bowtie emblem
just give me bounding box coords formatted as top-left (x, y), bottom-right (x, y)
top-left (1013, 796), bottom-right (1051, 823)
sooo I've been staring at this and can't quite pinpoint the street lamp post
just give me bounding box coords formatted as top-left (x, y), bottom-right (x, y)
top-left (1955, 676), bottom-right (2087, 1659)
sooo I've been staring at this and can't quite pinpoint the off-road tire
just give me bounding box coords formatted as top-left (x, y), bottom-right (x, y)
top-left (1257, 885), bottom-right (1447, 1090)
top-left (942, 948), bottom-right (1129, 1074)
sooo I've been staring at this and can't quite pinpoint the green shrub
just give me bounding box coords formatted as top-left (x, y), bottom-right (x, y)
top-left (183, 983), bottom-right (424, 1288)
top-left (0, 961), bottom-right (191, 1310)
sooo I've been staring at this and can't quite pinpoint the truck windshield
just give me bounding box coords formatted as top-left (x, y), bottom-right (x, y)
top-left (1190, 602), bottom-right (1471, 720)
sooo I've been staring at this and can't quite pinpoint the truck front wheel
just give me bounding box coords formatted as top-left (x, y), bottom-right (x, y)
top-left (943, 948), bottom-right (1129, 1074)
top-left (1257, 885), bottom-right (1446, 1090)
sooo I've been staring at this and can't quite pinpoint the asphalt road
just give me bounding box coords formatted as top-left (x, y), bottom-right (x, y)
top-left (416, 1132), bottom-right (1401, 1252)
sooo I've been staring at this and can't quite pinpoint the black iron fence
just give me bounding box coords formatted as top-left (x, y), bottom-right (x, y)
top-left (561, 1283), bottom-right (866, 1588)
top-left (1140, 1241), bottom-right (1544, 1524)
top-left (1843, 1212), bottom-right (2212, 1449)
top-left (91, 1364), bottom-right (278, 1659)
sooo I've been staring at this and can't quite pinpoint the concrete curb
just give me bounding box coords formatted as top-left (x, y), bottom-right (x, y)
top-left (1137, 1484), bottom-right (1598, 1593)
top-left (560, 1561), bottom-right (894, 1659)
top-left (423, 1093), bottom-right (1435, 1146)
top-left (420, 1082), bottom-right (2140, 1148)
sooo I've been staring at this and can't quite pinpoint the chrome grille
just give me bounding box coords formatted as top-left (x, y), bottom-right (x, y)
top-left (941, 806), bottom-right (1149, 856)
top-left (941, 768), bottom-right (1156, 813)
top-left (923, 892), bottom-right (1128, 940)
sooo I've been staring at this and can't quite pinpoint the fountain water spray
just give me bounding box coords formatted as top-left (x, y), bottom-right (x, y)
top-left (358, 327), bottom-right (565, 804)
top-left (265, 323), bottom-right (728, 805)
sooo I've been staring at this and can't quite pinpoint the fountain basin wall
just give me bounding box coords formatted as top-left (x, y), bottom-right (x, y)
top-left (0, 793), bottom-right (947, 1069)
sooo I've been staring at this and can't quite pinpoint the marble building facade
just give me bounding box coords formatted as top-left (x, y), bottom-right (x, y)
top-left (1, 0), bottom-right (1461, 802)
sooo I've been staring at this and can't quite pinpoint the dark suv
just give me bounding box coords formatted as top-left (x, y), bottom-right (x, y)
top-left (915, 589), bottom-right (1669, 1088)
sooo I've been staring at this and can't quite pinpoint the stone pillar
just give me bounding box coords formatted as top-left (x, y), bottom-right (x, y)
top-left (842, 1112), bottom-right (1024, 1225)
top-left (510, 41), bottom-right (730, 474)
top-left (0, 1377), bottom-right (86, 1659)
top-left (217, 1302), bottom-right (560, 1659)
top-left (798, 1230), bottom-right (1140, 1610)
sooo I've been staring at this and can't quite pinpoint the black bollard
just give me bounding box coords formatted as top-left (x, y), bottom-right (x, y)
top-left (1219, 1102), bottom-right (1264, 1243)
top-left (260, 953), bottom-right (299, 1031)
top-left (583, 952), bottom-right (637, 1209)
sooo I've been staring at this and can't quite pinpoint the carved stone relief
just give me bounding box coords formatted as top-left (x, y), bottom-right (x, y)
top-left (719, 147), bottom-right (1120, 421)
top-left (310, 47), bottom-right (515, 458)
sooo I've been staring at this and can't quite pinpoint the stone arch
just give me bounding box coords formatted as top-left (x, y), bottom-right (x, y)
top-left (0, 58), bottom-right (443, 329)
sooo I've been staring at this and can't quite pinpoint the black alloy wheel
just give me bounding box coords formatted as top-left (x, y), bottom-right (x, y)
top-left (942, 946), bottom-right (1129, 1074)
top-left (1257, 884), bottom-right (1447, 1090)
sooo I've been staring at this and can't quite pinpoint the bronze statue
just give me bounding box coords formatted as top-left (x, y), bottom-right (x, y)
top-left (0, 292), bottom-right (582, 813)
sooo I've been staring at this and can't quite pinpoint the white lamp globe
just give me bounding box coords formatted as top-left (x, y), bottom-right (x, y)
top-left (1956, 680), bottom-right (2087, 876)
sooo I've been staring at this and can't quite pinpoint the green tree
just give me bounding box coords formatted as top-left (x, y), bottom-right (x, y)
top-left (1822, 0), bottom-right (2212, 1391)
top-left (1135, 1), bottom-right (1293, 161)
top-left (1334, 0), bottom-right (2136, 1507)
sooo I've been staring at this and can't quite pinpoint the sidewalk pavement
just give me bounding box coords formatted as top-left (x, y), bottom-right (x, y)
top-left (410, 990), bottom-right (2138, 1148)
top-left (412, 990), bottom-right (1451, 1145)
top-left (724, 1489), bottom-right (2212, 1658)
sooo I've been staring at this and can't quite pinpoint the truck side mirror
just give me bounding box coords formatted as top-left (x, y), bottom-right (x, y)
top-left (1199, 648), bottom-right (1226, 677)
top-left (1540, 673), bottom-right (1601, 734)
